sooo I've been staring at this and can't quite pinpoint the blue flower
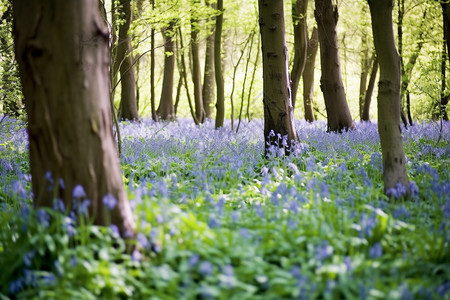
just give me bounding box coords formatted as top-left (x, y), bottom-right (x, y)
top-left (188, 254), bottom-right (199, 267)
top-left (198, 261), bottom-right (213, 276)
top-left (369, 242), bottom-right (382, 258)
top-left (316, 241), bottom-right (333, 261)
top-left (79, 199), bottom-right (91, 215)
top-left (36, 209), bottom-right (50, 227)
top-left (102, 193), bottom-right (117, 210)
top-left (208, 215), bottom-right (220, 228)
top-left (23, 251), bottom-right (35, 267)
top-left (137, 233), bottom-right (150, 249)
top-left (72, 185), bottom-right (86, 198)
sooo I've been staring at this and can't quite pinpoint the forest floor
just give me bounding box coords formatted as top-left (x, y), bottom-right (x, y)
top-left (0, 117), bottom-right (449, 299)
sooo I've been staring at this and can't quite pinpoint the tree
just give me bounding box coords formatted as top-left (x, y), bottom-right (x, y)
top-left (190, 0), bottom-right (205, 123)
top-left (303, 27), bottom-right (318, 122)
top-left (117, 0), bottom-right (139, 121)
top-left (202, 0), bottom-right (216, 119)
top-left (258, 0), bottom-right (299, 154)
top-left (368, 0), bottom-right (410, 196)
top-left (214, 0), bottom-right (225, 128)
top-left (315, 0), bottom-right (355, 132)
top-left (12, 0), bottom-right (136, 236)
top-left (157, 21), bottom-right (177, 120)
top-left (361, 56), bottom-right (378, 121)
top-left (291, 0), bottom-right (309, 108)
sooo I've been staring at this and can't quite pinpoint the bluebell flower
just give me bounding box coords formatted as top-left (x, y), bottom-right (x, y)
top-left (198, 261), bottom-right (213, 276)
top-left (344, 256), bottom-right (353, 271)
top-left (254, 204), bottom-right (264, 218)
top-left (45, 171), bottom-right (53, 184)
top-left (79, 199), bottom-right (91, 215)
top-left (23, 251), bottom-right (35, 267)
top-left (11, 180), bottom-right (27, 199)
top-left (392, 205), bottom-right (411, 220)
top-left (289, 199), bottom-right (299, 213)
top-left (316, 241), bottom-right (333, 261)
top-left (208, 215), bottom-right (220, 228)
top-left (369, 242), bottom-right (382, 258)
top-left (137, 233), bottom-right (150, 249)
top-left (443, 200), bottom-right (450, 219)
top-left (41, 273), bottom-right (56, 285)
top-left (53, 198), bottom-right (65, 213)
top-left (102, 193), bottom-right (117, 210)
top-left (59, 178), bottom-right (65, 190)
top-left (436, 281), bottom-right (450, 298)
top-left (36, 209), bottom-right (50, 227)
top-left (110, 224), bottom-right (120, 237)
top-left (188, 254), bottom-right (199, 267)
top-left (9, 277), bottom-right (24, 294)
top-left (72, 185), bottom-right (86, 198)
top-left (239, 228), bottom-right (251, 239)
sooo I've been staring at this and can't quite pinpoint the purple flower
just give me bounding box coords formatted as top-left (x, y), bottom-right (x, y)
top-left (344, 256), bottom-right (353, 271)
top-left (188, 254), bottom-right (199, 267)
top-left (23, 251), bottom-right (35, 267)
top-left (72, 185), bottom-right (86, 198)
top-left (53, 198), bottom-right (65, 213)
top-left (198, 261), bottom-right (213, 276)
top-left (79, 199), bottom-right (91, 215)
top-left (316, 241), bottom-right (333, 261)
top-left (102, 193), bottom-right (117, 210)
top-left (36, 209), bottom-right (50, 227)
top-left (110, 224), bottom-right (120, 237)
top-left (137, 233), bottom-right (150, 249)
top-left (208, 215), bottom-right (220, 228)
top-left (369, 242), bottom-right (382, 258)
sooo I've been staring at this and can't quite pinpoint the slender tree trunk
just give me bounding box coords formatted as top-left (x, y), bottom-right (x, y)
top-left (215, 0), bottom-right (225, 128)
top-left (258, 0), bottom-right (299, 154)
top-left (368, 0), bottom-right (410, 196)
top-left (362, 56), bottom-right (378, 121)
top-left (359, 35), bottom-right (371, 120)
top-left (202, 0), bottom-right (216, 119)
top-left (191, 3), bottom-right (205, 124)
top-left (246, 35), bottom-right (260, 121)
top-left (315, 0), bottom-right (354, 132)
top-left (150, 0), bottom-right (158, 122)
top-left (436, 2), bottom-right (449, 121)
top-left (303, 27), bottom-right (318, 123)
top-left (12, 0), bottom-right (135, 236)
top-left (117, 0), bottom-right (139, 121)
top-left (291, 0), bottom-right (309, 108)
top-left (157, 22), bottom-right (176, 120)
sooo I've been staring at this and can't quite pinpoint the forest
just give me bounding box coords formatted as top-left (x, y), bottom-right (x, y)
top-left (0, 0), bottom-right (449, 299)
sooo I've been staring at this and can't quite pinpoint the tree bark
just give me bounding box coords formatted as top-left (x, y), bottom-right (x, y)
top-left (362, 56), bottom-right (378, 121)
top-left (12, 0), bottom-right (135, 236)
top-left (359, 34), bottom-right (371, 120)
top-left (202, 1), bottom-right (216, 119)
top-left (117, 0), bottom-right (139, 121)
top-left (315, 0), bottom-right (354, 132)
top-left (215, 0), bottom-right (225, 128)
top-left (291, 0), bottom-right (308, 108)
top-left (258, 0), bottom-right (299, 154)
top-left (150, 0), bottom-right (158, 122)
top-left (190, 2), bottom-right (205, 124)
top-left (368, 0), bottom-right (410, 196)
top-left (157, 22), bottom-right (176, 120)
top-left (303, 27), bottom-right (318, 123)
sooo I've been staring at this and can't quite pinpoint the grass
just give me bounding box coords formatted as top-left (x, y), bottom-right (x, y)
top-left (0, 116), bottom-right (449, 299)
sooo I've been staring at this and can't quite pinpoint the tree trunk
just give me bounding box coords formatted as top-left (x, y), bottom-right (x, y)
top-left (362, 56), bottom-right (378, 121)
top-left (117, 0), bottom-right (139, 121)
top-left (191, 3), bottom-right (205, 124)
top-left (149, 0), bottom-right (158, 122)
top-left (359, 34), bottom-right (371, 120)
top-left (157, 22), bottom-right (176, 120)
top-left (258, 0), bottom-right (299, 154)
top-left (291, 0), bottom-right (309, 108)
top-left (303, 27), bottom-right (318, 123)
top-left (368, 0), bottom-right (410, 196)
top-left (12, 0), bottom-right (135, 236)
top-left (215, 0), bottom-right (225, 128)
top-left (436, 2), bottom-right (450, 121)
top-left (315, 0), bottom-right (354, 132)
top-left (202, 1), bottom-right (216, 119)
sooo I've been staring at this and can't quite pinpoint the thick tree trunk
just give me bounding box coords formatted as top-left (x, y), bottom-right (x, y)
top-left (215, 0), bottom-right (225, 128)
top-left (117, 0), bottom-right (139, 121)
top-left (12, 0), bottom-right (135, 236)
top-left (303, 27), bottom-right (318, 123)
top-left (258, 0), bottom-right (299, 154)
top-left (157, 22), bottom-right (176, 120)
top-left (368, 0), bottom-right (410, 196)
top-left (362, 57), bottom-right (378, 121)
top-left (191, 9), bottom-right (205, 124)
top-left (202, 1), bottom-right (216, 119)
top-left (315, 0), bottom-right (354, 132)
top-left (291, 0), bottom-right (309, 108)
